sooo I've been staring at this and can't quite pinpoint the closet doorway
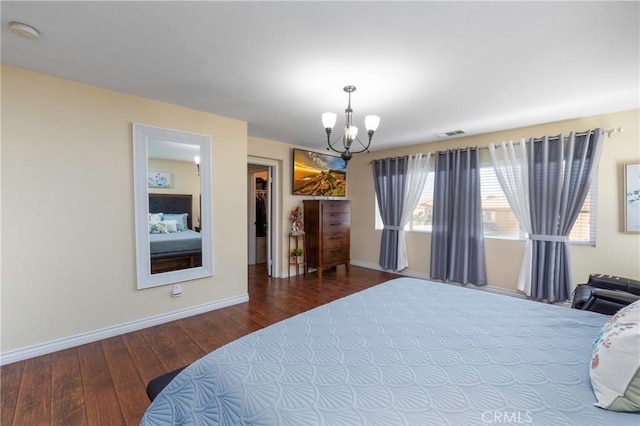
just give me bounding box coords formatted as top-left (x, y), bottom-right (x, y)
top-left (248, 158), bottom-right (279, 277)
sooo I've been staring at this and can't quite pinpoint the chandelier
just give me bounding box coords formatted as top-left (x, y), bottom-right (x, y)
top-left (322, 85), bottom-right (380, 162)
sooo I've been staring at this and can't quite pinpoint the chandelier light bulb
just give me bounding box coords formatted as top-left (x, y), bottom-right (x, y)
top-left (322, 112), bottom-right (337, 130)
top-left (365, 115), bottom-right (381, 132)
top-left (346, 126), bottom-right (358, 142)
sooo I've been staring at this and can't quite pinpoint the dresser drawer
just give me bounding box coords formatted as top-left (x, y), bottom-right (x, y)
top-left (323, 222), bottom-right (349, 236)
top-left (323, 233), bottom-right (347, 248)
top-left (323, 212), bottom-right (349, 223)
top-left (322, 201), bottom-right (350, 213)
top-left (322, 247), bottom-right (348, 264)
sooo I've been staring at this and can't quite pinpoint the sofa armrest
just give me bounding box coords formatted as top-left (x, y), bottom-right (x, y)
top-left (588, 274), bottom-right (640, 296)
top-left (582, 288), bottom-right (640, 315)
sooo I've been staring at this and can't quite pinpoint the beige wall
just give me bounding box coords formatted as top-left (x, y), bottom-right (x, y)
top-left (1, 65), bottom-right (248, 353)
top-left (348, 109), bottom-right (640, 290)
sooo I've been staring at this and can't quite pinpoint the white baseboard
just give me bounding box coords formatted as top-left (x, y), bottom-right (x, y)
top-left (279, 266), bottom-right (316, 279)
top-left (0, 293), bottom-right (249, 366)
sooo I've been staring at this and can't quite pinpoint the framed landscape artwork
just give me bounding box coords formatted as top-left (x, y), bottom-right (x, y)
top-left (624, 162), bottom-right (640, 233)
top-left (292, 149), bottom-right (347, 197)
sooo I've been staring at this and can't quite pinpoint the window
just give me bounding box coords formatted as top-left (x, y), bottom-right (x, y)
top-left (375, 172), bottom-right (434, 232)
top-left (375, 164), bottom-right (597, 244)
top-left (479, 164), bottom-right (597, 244)
top-left (479, 167), bottom-right (527, 239)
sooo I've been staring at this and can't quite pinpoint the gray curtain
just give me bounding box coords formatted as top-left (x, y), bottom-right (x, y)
top-left (528, 129), bottom-right (603, 302)
top-left (372, 157), bottom-right (407, 270)
top-left (430, 148), bottom-right (487, 285)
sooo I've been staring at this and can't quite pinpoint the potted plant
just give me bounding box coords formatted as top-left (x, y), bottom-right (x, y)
top-left (290, 247), bottom-right (304, 261)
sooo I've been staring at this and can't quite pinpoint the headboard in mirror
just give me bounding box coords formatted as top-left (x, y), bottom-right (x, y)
top-left (133, 123), bottom-right (213, 290)
top-left (148, 193), bottom-right (201, 275)
top-left (149, 193), bottom-right (194, 229)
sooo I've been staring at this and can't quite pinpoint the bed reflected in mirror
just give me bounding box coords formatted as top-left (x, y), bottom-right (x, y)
top-left (148, 192), bottom-right (201, 274)
top-left (133, 123), bottom-right (213, 290)
top-left (147, 140), bottom-right (201, 274)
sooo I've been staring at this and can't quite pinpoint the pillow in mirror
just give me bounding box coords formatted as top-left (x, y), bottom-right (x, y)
top-left (149, 222), bottom-right (168, 234)
top-left (160, 220), bottom-right (178, 233)
top-left (163, 213), bottom-right (188, 231)
top-left (148, 213), bottom-right (163, 224)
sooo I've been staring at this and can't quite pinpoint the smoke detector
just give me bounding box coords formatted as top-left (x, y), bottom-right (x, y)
top-left (9, 22), bottom-right (40, 41)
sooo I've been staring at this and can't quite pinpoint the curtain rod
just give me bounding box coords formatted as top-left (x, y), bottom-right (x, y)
top-left (514, 127), bottom-right (622, 142)
top-left (368, 127), bottom-right (622, 163)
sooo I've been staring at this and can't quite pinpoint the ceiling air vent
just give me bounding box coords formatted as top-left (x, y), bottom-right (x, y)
top-left (435, 130), bottom-right (466, 138)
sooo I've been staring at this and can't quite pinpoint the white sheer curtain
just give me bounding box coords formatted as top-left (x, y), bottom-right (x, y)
top-left (488, 141), bottom-right (533, 295)
top-left (397, 153), bottom-right (432, 270)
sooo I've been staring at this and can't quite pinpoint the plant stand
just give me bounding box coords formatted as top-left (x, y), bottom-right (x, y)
top-left (288, 232), bottom-right (307, 278)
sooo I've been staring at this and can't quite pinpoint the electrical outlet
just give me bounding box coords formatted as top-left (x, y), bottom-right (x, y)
top-left (172, 284), bottom-right (183, 298)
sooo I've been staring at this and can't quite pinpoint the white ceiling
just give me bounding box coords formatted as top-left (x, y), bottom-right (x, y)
top-left (147, 138), bottom-right (200, 162)
top-left (2, 1), bottom-right (638, 153)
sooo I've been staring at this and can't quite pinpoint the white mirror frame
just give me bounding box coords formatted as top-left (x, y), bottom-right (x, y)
top-left (133, 123), bottom-right (213, 289)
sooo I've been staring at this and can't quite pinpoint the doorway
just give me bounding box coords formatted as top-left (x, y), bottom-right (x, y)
top-left (247, 158), bottom-right (279, 277)
top-left (250, 169), bottom-right (268, 265)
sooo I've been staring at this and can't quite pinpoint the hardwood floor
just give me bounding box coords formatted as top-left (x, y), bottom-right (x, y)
top-left (1, 265), bottom-right (399, 425)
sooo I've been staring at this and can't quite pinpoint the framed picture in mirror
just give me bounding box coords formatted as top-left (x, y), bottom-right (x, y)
top-left (624, 162), bottom-right (640, 233)
top-left (148, 171), bottom-right (171, 188)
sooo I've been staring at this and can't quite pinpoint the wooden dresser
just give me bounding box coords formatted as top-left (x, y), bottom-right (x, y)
top-left (303, 200), bottom-right (350, 278)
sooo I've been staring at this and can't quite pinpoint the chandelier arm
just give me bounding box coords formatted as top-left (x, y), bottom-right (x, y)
top-left (327, 134), bottom-right (347, 153)
top-left (326, 130), bottom-right (372, 154)
top-left (346, 136), bottom-right (372, 154)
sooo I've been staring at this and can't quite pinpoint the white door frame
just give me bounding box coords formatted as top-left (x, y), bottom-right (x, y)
top-left (248, 156), bottom-right (280, 278)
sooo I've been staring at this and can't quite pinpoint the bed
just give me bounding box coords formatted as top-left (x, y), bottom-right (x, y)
top-left (141, 277), bottom-right (639, 425)
top-left (148, 193), bottom-right (202, 274)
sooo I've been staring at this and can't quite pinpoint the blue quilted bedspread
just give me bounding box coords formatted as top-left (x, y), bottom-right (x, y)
top-left (150, 230), bottom-right (201, 255)
top-left (141, 277), bottom-right (639, 425)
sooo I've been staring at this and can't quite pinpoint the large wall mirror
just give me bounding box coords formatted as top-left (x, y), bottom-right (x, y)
top-left (133, 123), bottom-right (213, 290)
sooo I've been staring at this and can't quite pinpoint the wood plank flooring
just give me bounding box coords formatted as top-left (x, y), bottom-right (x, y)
top-left (1, 265), bottom-right (399, 425)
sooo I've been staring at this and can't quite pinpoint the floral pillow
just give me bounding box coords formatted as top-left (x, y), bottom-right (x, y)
top-left (148, 213), bottom-right (163, 224)
top-left (590, 299), bottom-right (640, 411)
top-left (149, 221), bottom-right (168, 234)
